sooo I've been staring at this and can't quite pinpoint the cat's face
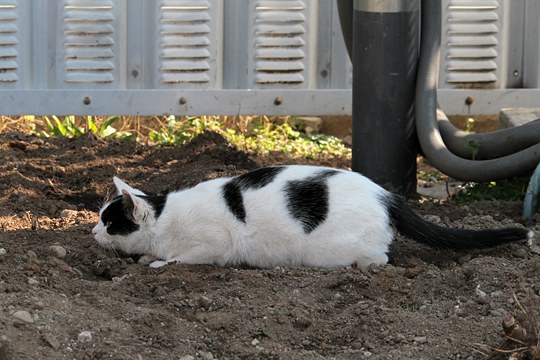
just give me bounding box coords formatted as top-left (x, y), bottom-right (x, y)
top-left (92, 177), bottom-right (156, 255)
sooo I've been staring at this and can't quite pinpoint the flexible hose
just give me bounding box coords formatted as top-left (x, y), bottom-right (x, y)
top-left (415, 0), bottom-right (540, 181)
top-left (438, 112), bottom-right (540, 160)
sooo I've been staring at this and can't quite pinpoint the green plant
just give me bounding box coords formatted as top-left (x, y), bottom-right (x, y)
top-left (149, 116), bottom-right (351, 161)
top-left (40, 115), bottom-right (134, 140)
top-left (453, 176), bottom-right (530, 203)
top-left (42, 115), bottom-right (84, 138)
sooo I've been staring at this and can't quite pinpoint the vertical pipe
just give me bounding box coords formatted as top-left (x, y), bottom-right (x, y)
top-left (351, 0), bottom-right (419, 197)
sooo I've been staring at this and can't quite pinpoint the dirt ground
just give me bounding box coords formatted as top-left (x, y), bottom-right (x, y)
top-left (0, 131), bottom-right (539, 360)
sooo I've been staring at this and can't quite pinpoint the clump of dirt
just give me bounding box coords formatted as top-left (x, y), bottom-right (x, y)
top-left (0, 131), bottom-right (538, 360)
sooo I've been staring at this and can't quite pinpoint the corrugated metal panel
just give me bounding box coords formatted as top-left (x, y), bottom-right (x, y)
top-left (441, 0), bottom-right (502, 87)
top-left (0, 1), bottom-right (19, 84)
top-left (249, 0), bottom-right (313, 88)
top-left (62, 0), bottom-right (118, 86)
top-left (157, 0), bottom-right (220, 88)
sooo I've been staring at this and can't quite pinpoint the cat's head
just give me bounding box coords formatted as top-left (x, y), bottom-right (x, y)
top-left (92, 177), bottom-right (159, 255)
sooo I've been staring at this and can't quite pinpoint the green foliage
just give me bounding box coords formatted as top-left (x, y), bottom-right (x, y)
top-left (149, 116), bottom-right (351, 160)
top-left (453, 176), bottom-right (530, 203)
top-left (149, 115), bottom-right (220, 146)
top-left (39, 115), bottom-right (134, 141)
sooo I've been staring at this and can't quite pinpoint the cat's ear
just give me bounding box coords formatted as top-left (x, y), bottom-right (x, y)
top-left (121, 189), bottom-right (151, 223)
top-left (113, 176), bottom-right (146, 196)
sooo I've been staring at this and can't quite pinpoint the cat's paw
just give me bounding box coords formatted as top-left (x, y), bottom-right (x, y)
top-left (138, 254), bottom-right (158, 266)
top-left (149, 260), bottom-right (168, 268)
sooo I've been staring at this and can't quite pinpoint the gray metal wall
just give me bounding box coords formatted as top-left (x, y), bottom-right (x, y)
top-left (0, 0), bottom-right (537, 116)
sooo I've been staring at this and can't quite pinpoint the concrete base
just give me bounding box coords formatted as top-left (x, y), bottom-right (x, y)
top-left (499, 107), bottom-right (540, 128)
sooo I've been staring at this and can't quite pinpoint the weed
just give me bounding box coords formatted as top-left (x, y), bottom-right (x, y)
top-left (38, 115), bottom-right (134, 141)
top-left (475, 291), bottom-right (540, 359)
top-left (453, 176), bottom-right (530, 204)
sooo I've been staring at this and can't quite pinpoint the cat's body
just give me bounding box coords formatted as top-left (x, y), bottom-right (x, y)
top-left (92, 165), bottom-right (533, 268)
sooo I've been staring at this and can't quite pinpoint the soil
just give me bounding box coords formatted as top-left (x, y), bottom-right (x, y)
top-left (0, 131), bottom-right (539, 360)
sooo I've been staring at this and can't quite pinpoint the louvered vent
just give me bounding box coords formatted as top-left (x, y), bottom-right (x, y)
top-left (254, 1), bottom-right (307, 85)
top-left (443, 1), bottom-right (500, 87)
top-left (63, 0), bottom-right (115, 84)
top-left (0, 1), bottom-right (18, 83)
top-left (159, 0), bottom-right (212, 85)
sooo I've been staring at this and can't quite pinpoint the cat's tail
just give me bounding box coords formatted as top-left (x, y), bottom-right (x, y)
top-left (384, 194), bottom-right (534, 249)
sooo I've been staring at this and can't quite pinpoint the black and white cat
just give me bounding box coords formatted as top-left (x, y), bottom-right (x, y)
top-left (92, 165), bottom-right (533, 268)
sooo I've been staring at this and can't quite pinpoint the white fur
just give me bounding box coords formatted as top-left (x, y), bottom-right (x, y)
top-left (92, 166), bottom-right (395, 268)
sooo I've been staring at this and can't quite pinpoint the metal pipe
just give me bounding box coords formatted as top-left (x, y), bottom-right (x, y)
top-left (416, 0), bottom-right (540, 182)
top-left (351, 0), bottom-right (420, 197)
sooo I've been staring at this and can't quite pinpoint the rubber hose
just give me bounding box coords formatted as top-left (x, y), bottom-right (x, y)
top-left (438, 111), bottom-right (540, 160)
top-left (416, 0), bottom-right (540, 182)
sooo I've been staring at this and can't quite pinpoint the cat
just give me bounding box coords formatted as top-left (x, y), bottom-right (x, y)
top-left (92, 165), bottom-right (533, 268)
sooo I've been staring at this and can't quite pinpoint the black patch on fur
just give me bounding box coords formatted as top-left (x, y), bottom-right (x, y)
top-left (140, 195), bottom-right (167, 218)
top-left (223, 167), bottom-right (285, 222)
top-left (285, 170), bottom-right (339, 233)
top-left (101, 194), bottom-right (166, 236)
top-left (101, 197), bottom-right (140, 236)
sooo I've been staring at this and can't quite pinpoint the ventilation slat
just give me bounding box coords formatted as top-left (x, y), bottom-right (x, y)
top-left (0, 1), bottom-right (18, 84)
top-left (253, 0), bottom-right (307, 86)
top-left (63, 0), bottom-right (116, 85)
top-left (159, 0), bottom-right (213, 86)
top-left (442, 1), bottom-right (501, 87)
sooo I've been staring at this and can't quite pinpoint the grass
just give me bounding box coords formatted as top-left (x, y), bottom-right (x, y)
top-left (0, 114), bottom-right (352, 162)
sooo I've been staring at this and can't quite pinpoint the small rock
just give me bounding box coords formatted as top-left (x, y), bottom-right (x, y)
top-left (457, 254), bottom-right (472, 265)
top-left (363, 351), bottom-right (373, 357)
top-left (197, 295), bottom-right (213, 310)
top-left (77, 331), bottom-right (92, 343)
top-left (60, 209), bottom-right (78, 218)
top-left (413, 336), bottom-right (427, 344)
top-left (251, 338), bottom-right (260, 346)
top-left (49, 246), bottom-right (67, 258)
top-left (199, 350), bottom-right (214, 360)
top-left (12, 310), bottom-right (34, 324)
top-left (27, 250), bottom-right (37, 259)
top-left (42, 333), bottom-right (61, 350)
top-left (27, 277), bottom-right (39, 285)
top-left (475, 285), bottom-right (487, 299)
top-left (179, 356), bottom-right (195, 360)
top-left (530, 245), bottom-right (540, 255)
top-left (514, 248), bottom-right (528, 259)
top-left (0, 248), bottom-right (6, 256)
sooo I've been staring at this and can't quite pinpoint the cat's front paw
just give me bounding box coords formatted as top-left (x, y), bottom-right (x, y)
top-left (138, 254), bottom-right (158, 266)
top-left (149, 260), bottom-right (168, 268)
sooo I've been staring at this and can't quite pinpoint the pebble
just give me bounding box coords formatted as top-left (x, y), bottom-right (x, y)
top-left (530, 245), bottom-right (540, 255)
top-left (251, 338), bottom-right (260, 346)
top-left (60, 209), bottom-right (78, 218)
top-left (27, 277), bottom-right (39, 285)
top-left (179, 356), bottom-right (195, 360)
top-left (514, 248), bottom-right (528, 259)
top-left (12, 310), bottom-right (34, 324)
top-left (77, 331), bottom-right (92, 343)
top-left (42, 333), bottom-right (61, 350)
top-left (413, 336), bottom-right (427, 344)
top-left (49, 246), bottom-right (67, 258)
top-left (27, 250), bottom-right (37, 259)
top-left (199, 351), bottom-right (214, 360)
top-left (0, 248), bottom-right (6, 256)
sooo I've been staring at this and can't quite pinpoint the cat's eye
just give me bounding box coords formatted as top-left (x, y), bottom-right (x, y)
top-left (105, 221), bottom-right (112, 227)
